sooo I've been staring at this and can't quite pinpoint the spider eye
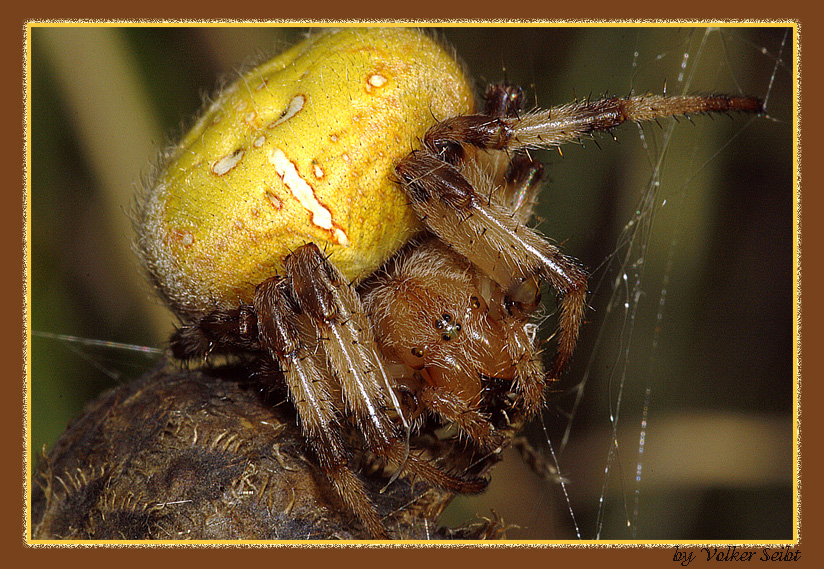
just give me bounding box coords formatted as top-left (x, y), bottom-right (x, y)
top-left (434, 313), bottom-right (453, 329)
top-left (439, 321), bottom-right (461, 342)
top-left (470, 296), bottom-right (481, 309)
top-left (411, 347), bottom-right (424, 358)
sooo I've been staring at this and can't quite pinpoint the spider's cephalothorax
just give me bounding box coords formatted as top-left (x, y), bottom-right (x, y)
top-left (141, 28), bottom-right (764, 538)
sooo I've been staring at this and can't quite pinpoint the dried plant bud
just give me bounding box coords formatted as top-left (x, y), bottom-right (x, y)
top-left (32, 363), bottom-right (499, 540)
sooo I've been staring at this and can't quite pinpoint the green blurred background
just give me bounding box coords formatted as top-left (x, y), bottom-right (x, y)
top-left (29, 26), bottom-right (794, 540)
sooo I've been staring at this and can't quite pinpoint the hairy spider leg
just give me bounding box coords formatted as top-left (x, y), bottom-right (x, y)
top-left (475, 84), bottom-right (551, 405)
top-left (504, 94), bottom-right (764, 150)
top-left (423, 94), bottom-right (764, 155)
top-left (286, 245), bottom-right (398, 454)
top-left (170, 304), bottom-right (260, 360)
top-left (482, 82), bottom-right (547, 225)
top-left (253, 275), bottom-right (388, 539)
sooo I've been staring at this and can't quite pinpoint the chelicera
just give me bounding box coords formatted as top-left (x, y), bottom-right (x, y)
top-left (139, 28), bottom-right (763, 538)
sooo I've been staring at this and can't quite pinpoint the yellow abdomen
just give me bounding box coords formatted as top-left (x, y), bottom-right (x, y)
top-left (137, 28), bottom-right (475, 318)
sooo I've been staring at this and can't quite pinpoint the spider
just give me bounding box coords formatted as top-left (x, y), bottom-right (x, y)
top-left (136, 28), bottom-right (763, 538)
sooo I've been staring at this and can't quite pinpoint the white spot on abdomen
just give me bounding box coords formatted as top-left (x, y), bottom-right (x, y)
top-left (368, 74), bottom-right (387, 88)
top-left (269, 94), bottom-right (305, 128)
top-left (212, 149), bottom-right (245, 176)
top-left (266, 189), bottom-right (282, 210)
top-left (269, 148), bottom-right (332, 230)
top-left (333, 228), bottom-right (350, 247)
